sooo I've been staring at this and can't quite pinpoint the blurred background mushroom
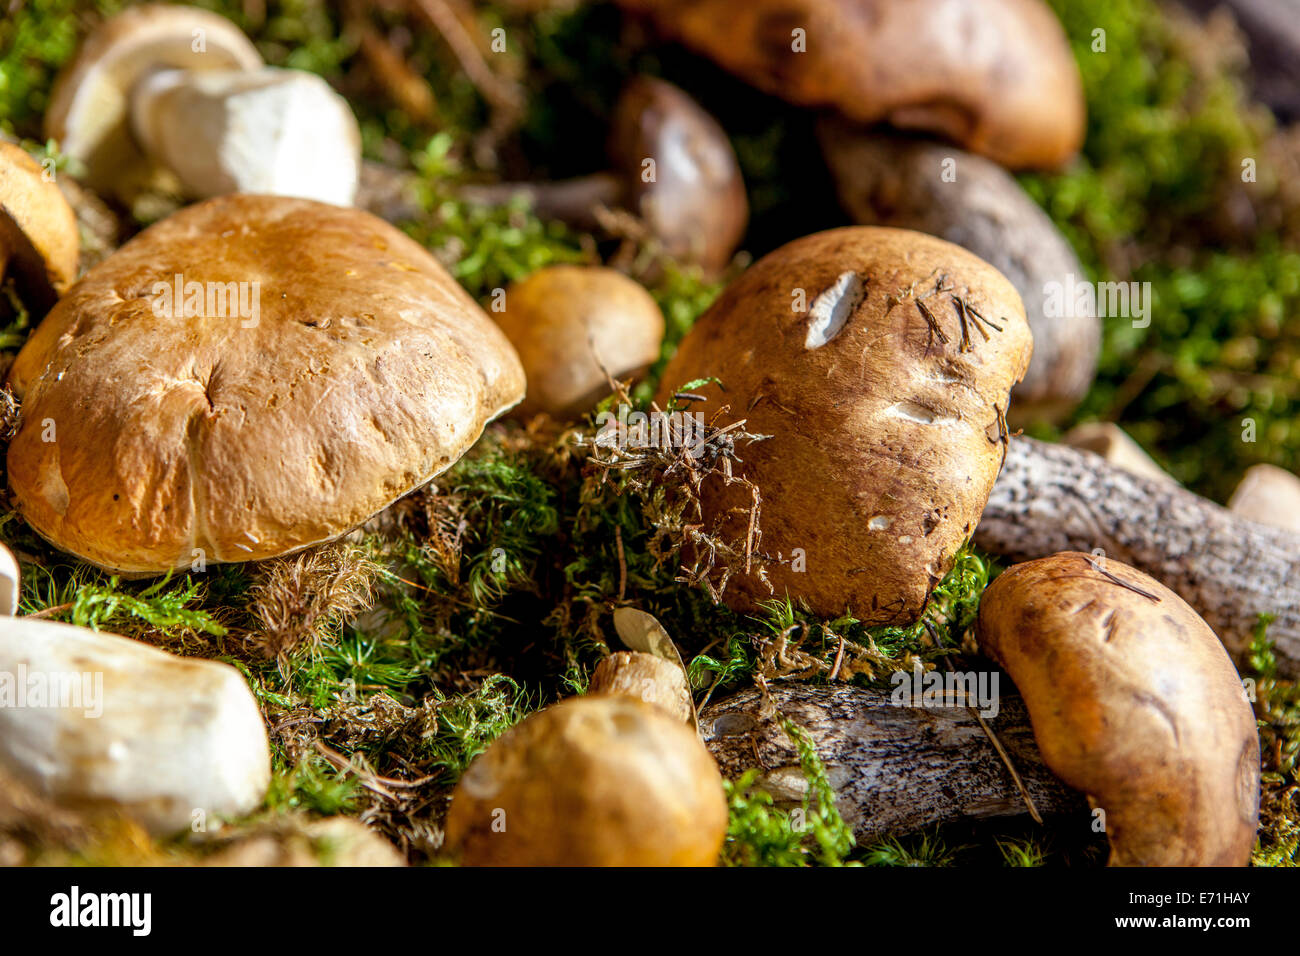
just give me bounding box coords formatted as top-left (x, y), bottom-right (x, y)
top-left (459, 75), bottom-right (748, 274)
top-left (6, 194), bottom-right (525, 574)
top-left (616, 0), bottom-right (1085, 170)
top-left (0, 142), bottom-right (79, 322)
top-left (492, 263), bottom-right (665, 418)
top-left (46, 4), bottom-right (362, 205)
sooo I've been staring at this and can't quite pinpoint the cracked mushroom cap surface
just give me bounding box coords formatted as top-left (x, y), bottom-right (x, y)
top-left (6, 194), bottom-right (525, 574)
top-left (976, 552), bottom-right (1260, 866)
top-left (617, 0), bottom-right (1085, 169)
top-left (655, 226), bottom-right (1031, 624)
top-left (45, 4), bottom-right (264, 198)
top-left (444, 695), bottom-right (727, 866)
top-left (0, 142), bottom-right (80, 313)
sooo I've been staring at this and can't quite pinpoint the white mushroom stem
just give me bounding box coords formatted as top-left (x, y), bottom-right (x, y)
top-left (0, 544), bottom-right (18, 616)
top-left (977, 437), bottom-right (1300, 674)
top-left (130, 67), bottom-right (361, 205)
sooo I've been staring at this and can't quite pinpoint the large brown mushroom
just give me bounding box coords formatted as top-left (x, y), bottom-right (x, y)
top-left (47, 5), bottom-right (361, 204)
top-left (656, 226), bottom-right (1032, 625)
top-left (0, 143), bottom-right (79, 317)
top-left (7, 194), bottom-right (524, 574)
top-left (493, 264), bottom-right (665, 418)
top-left (976, 552), bottom-right (1260, 867)
top-left (618, 0), bottom-right (1085, 169)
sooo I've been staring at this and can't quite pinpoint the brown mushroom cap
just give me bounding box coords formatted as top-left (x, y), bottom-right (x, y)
top-left (0, 143), bottom-right (79, 314)
top-left (45, 4), bottom-right (264, 199)
top-left (495, 264), bottom-right (665, 418)
top-left (976, 552), bottom-right (1260, 866)
top-left (444, 695), bottom-right (727, 866)
top-left (618, 0), bottom-right (1085, 169)
top-left (610, 76), bottom-right (748, 273)
top-left (656, 226), bottom-right (1031, 624)
top-left (7, 194), bottom-right (524, 574)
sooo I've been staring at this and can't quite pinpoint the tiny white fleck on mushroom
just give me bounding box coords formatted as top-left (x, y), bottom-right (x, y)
top-left (244, 530), bottom-right (260, 543)
top-left (868, 516), bottom-right (892, 530)
top-left (805, 271), bottom-right (864, 349)
top-left (898, 535), bottom-right (914, 545)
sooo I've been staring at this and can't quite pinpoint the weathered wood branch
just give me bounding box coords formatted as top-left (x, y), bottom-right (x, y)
top-left (699, 683), bottom-right (1084, 841)
top-left (978, 436), bottom-right (1300, 674)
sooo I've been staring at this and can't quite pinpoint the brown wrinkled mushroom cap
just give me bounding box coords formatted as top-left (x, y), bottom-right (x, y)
top-left (610, 76), bottom-right (748, 273)
top-left (976, 552), bottom-right (1260, 867)
top-left (45, 4), bottom-right (264, 199)
top-left (656, 226), bottom-right (1031, 624)
top-left (618, 0), bottom-right (1085, 169)
top-left (444, 695), bottom-right (727, 866)
top-left (495, 265), bottom-right (664, 418)
top-left (7, 194), bottom-right (524, 574)
top-left (0, 143), bottom-right (80, 314)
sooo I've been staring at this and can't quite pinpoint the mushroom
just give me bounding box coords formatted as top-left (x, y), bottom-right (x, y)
top-left (1061, 422), bottom-right (1177, 486)
top-left (46, 5), bottom-right (361, 205)
top-left (655, 226), bottom-right (1032, 624)
top-left (1228, 463), bottom-right (1300, 533)
top-left (589, 651), bottom-right (693, 723)
top-left (976, 552), bottom-right (1260, 866)
top-left (0, 615), bottom-right (271, 836)
top-left (0, 543), bottom-right (19, 617)
top-left (977, 436), bottom-right (1300, 676)
top-left (817, 122), bottom-right (1099, 423)
top-left (617, 0), bottom-right (1085, 169)
top-left (0, 142), bottom-right (79, 318)
top-left (6, 194), bottom-right (525, 574)
top-left (443, 695), bottom-right (727, 866)
top-left (461, 76), bottom-right (748, 272)
top-left (493, 264), bottom-right (665, 418)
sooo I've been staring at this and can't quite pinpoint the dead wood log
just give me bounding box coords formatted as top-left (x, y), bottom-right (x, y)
top-left (700, 683), bottom-right (1084, 841)
top-left (978, 436), bottom-right (1300, 674)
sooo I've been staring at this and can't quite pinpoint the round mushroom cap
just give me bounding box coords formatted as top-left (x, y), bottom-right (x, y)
top-left (45, 4), bottom-right (264, 199)
top-left (976, 552), bottom-right (1260, 866)
top-left (0, 143), bottom-right (80, 314)
top-left (655, 226), bottom-right (1032, 624)
top-left (444, 695), bottom-right (727, 866)
top-left (618, 0), bottom-right (1085, 169)
top-left (7, 194), bottom-right (525, 574)
top-left (495, 265), bottom-right (665, 418)
top-left (610, 76), bottom-right (748, 273)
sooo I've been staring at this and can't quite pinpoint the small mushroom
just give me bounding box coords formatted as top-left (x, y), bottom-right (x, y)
top-left (494, 264), bottom-right (665, 418)
top-left (818, 123), bottom-right (1099, 422)
top-left (46, 5), bottom-right (361, 205)
top-left (462, 76), bottom-right (747, 272)
top-left (656, 226), bottom-right (1032, 624)
top-left (618, 0), bottom-right (1085, 169)
top-left (589, 650), bottom-right (693, 723)
top-left (1228, 463), bottom-right (1300, 533)
top-left (0, 142), bottom-right (79, 317)
top-left (6, 194), bottom-right (524, 574)
top-left (976, 552), bottom-right (1260, 866)
top-left (443, 695), bottom-right (727, 866)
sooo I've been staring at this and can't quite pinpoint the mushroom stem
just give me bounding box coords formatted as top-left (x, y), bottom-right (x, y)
top-left (129, 66), bottom-right (361, 205)
top-left (455, 173), bottom-right (623, 231)
top-left (978, 436), bottom-right (1300, 674)
top-left (701, 683), bottom-right (1084, 841)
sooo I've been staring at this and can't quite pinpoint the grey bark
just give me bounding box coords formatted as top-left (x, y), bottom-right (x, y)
top-left (700, 682), bottom-right (1084, 841)
top-left (817, 120), bottom-right (1099, 425)
top-left (978, 436), bottom-right (1300, 674)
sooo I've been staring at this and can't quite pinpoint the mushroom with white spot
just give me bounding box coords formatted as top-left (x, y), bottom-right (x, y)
top-left (656, 226), bottom-right (1032, 624)
top-left (46, 5), bottom-right (361, 205)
